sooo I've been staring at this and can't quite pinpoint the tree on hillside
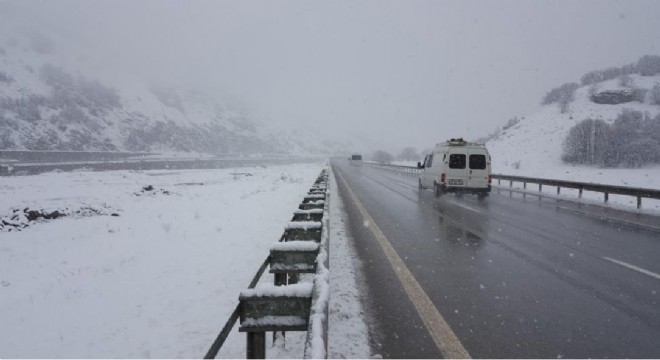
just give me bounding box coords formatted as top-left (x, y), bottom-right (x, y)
top-left (650, 84), bottom-right (660, 105)
top-left (562, 110), bottom-right (660, 168)
top-left (396, 147), bottom-right (420, 161)
top-left (371, 150), bottom-right (394, 164)
top-left (562, 119), bottom-right (613, 165)
top-left (580, 64), bottom-right (637, 86)
top-left (541, 82), bottom-right (579, 113)
top-left (637, 55), bottom-right (660, 76)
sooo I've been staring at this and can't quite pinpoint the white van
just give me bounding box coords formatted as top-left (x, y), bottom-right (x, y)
top-left (349, 154), bottom-right (363, 166)
top-left (418, 138), bottom-right (492, 198)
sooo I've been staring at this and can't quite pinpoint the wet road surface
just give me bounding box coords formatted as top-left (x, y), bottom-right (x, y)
top-left (333, 160), bottom-right (660, 358)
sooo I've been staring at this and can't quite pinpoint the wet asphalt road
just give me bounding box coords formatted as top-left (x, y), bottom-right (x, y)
top-left (332, 160), bottom-right (660, 359)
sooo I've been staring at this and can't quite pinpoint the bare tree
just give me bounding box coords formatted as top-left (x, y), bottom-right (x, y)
top-left (371, 150), bottom-right (394, 164)
top-left (396, 147), bottom-right (420, 161)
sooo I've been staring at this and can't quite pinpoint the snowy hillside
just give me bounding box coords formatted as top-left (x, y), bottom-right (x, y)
top-left (0, 32), bottom-right (348, 155)
top-left (487, 73), bottom-right (660, 189)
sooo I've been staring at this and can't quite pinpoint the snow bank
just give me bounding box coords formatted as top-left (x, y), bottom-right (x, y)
top-left (240, 283), bottom-right (314, 299)
top-left (304, 194), bottom-right (326, 199)
top-left (293, 208), bottom-right (324, 215)
top-left (270, 241), bottom-right (319, 252)
top-left (285, 221), bottom-right (322, 230)
top-left (242, 316), bottom-right (307, 327)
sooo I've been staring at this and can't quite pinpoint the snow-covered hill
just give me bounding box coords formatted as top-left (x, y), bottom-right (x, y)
top-left (487, 74), bottom-right (660, 189)
top-left (0, 32), bottom-right (348, 155)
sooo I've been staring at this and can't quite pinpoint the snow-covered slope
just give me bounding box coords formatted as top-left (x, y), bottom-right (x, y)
top-left (487, 74), bottom-right (660, 189)
top-left (0, 32), bottom-right (348, 155)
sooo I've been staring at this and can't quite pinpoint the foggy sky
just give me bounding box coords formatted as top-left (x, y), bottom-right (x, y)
top-left (3, 0), bottom-right (660, 154)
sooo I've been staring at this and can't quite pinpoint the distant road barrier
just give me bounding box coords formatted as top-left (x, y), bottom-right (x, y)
top-left (204, 168), bottom-right (330, 359)
top-left (0, 156), bottom-right (324, 176)
top-left (366, 162), bottom-right (660, 210)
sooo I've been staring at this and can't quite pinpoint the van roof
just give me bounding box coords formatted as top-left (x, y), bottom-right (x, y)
top-left (434, 138), bottom-right (486, 147)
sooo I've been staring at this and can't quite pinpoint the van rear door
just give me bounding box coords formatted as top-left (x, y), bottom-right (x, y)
top-left (446, 151), bottom-right (468, 188)
top-left (467, 149), bottom-right (489, 189)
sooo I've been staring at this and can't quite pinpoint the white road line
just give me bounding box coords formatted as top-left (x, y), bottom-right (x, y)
top-left (447, 200), bottom-right (482, 214)
top-left (336, 169), bottom-right (471, 359)
top-left (603, 257), bottom-right (660, 281)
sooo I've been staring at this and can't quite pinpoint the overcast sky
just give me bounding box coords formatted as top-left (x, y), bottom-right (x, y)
top-left (3, 0), bottom-right (660, 153)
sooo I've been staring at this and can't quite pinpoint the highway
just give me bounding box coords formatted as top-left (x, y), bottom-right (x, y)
top-left (332, 160), bottom-right (660, 358)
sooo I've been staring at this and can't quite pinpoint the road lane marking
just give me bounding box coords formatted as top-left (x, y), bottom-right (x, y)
top-left (335, 168), bottom-right (471, 359)
top-left (603, 257), bottom-right (660, 281)
top-left (447, 200), bottom-right (482, 214)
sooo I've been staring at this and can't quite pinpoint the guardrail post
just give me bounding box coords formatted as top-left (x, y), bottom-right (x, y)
top-left (557, 186), bottom-right (561, 195)
top-left (579, 187), bottom-right (583, 199)
top-left (247, 332), bottom-right (266, 359)
top-left (637, 196), bottom-right (642, 209)
top-left (272, 271), bottom-right (287, 345)
top-left (604, 192), bottom-right (609, 204)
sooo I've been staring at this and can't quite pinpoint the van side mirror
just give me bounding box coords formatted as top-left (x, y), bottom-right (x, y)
top-left (417, 161), bottom-right (423, 169)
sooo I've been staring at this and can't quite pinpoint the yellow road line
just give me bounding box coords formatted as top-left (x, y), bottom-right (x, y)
top-left (335, 168), bottom-right (470, 359)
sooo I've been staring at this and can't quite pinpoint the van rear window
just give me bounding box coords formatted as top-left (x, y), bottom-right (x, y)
top-left (469, 154), bottom-right (486, 170)
top-left (448, 154), bottom-right (466, 169)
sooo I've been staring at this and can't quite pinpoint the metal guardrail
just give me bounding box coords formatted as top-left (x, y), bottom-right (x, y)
top-left (366, 162), bottom-right (660, 209)
top-left (491, 174), bottom-right (660, 209)
top-left (204, 168), bottom-right (330, 359)
top-left (364, 162), bottom-right (422, 174)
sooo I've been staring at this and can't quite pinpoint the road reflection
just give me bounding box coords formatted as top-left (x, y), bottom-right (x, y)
top-left (418, 189), bottom-right (490, 246)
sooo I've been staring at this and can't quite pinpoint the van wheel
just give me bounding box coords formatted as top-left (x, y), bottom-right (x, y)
top-left (434, 183), bottom-right (443, 198)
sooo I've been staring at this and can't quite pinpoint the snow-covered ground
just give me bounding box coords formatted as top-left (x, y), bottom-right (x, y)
top-left (0, 163), bottom-right (370, 358)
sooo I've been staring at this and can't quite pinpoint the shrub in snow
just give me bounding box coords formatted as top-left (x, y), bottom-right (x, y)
top-left (0, 127), bottom-right (16, 148)
top-left (618, 74), bottom-right (634, 88)
top-left (371, 150), bottom-right (394, 164)
top-left (0, 70), bottom-right (13, 83)
top-left (541, 82), bottom-right (579, 113)
top-left (632, 87), bottom-right (648, 103)
top-left (650, 84), bottom-right (660, 105)
top-left (637, 55), bottom-right (660, 76)
top-left (502, 117), bottom-right (520, 131)
top-left (617, 76), bottom-right (646, 102)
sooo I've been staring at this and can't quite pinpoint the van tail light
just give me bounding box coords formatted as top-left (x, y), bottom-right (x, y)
top-left (488, 175), bottom-right (492, 184)
top-left (440, 173), bottom-right (446, 183)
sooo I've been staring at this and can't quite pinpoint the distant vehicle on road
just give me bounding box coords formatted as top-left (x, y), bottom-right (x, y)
top-left (349, 154), bottom-right (363, 165)
top-left (418, 138), bottom-right (491, 198)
